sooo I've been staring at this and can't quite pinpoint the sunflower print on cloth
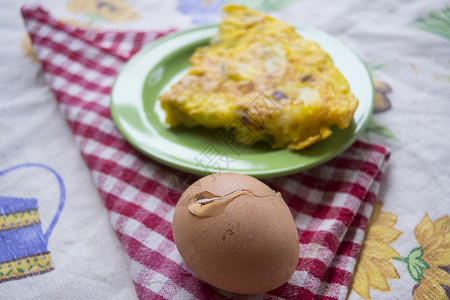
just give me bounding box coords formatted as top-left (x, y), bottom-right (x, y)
top-left (67, 0), bottom-right (139, 23)
top-left (361, 63), bottom-right (397, 142)
top-left (373, 80), bottom-right (392, 113)
top-left (350, 202), bottom-right (402, 299)
top-left (395, 214), bottom-right (450, 299)
top-left (23, 0), bottom-right (139, 62)
top-left (351, 208), bottom-right (450, 299)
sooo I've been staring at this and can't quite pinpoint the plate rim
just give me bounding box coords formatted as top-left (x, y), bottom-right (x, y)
top-left (111, 24), bottom-right (374, 178)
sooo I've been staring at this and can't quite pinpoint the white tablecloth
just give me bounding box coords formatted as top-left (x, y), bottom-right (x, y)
top-left (1, 0), bottom-right (449, 299)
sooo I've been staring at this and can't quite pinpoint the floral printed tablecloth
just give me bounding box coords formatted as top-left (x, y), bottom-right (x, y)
top-left (1, 0), bottom-right (449, 299)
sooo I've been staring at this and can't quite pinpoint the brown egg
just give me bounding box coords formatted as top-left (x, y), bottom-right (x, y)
top-left (172, 173), bottom-right (299, 294)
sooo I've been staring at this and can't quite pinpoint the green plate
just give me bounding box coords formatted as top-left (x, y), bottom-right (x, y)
top-left (111, 25), bottom-right (373, 178)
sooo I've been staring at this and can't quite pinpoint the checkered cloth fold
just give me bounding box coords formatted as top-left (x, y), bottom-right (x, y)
top-left (22, 5), bottom-right (390, 299)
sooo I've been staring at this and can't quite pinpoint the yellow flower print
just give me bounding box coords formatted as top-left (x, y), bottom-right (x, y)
top-left (22, 35), bottom-right (38, 63)
top-left (350, 202), bottom-right (402, 299)
top-left (67, 0), bottom-right (139, 23)
top-left (373, 80), bottom-right (392, 113)
top-left (400, 214), bottom-right (450, 299)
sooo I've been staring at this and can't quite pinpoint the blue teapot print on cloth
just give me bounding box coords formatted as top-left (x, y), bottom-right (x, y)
top-left (0, 163), bottom-right (65, 282)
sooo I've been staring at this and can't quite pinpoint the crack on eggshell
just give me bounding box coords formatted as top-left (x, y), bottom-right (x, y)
top-left (188, 189), bottom-right (276, 218)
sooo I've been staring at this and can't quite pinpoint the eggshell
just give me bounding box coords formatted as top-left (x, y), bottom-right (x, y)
top-left (172, 173), bottom-right (299, 294)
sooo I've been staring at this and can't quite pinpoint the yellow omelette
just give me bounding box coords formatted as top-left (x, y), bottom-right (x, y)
top-left (159, 5), bottom-right (358, 150)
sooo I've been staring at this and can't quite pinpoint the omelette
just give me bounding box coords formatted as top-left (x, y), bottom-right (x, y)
top-left (159, 5), bottom-right (358, 150)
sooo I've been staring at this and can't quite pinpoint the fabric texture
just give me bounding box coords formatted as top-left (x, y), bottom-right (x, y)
top-left (22, 5), bottom-right (390, 299)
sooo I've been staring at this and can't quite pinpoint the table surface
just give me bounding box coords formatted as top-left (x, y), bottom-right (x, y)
top-left (1, 0), bottom-right (449, 299)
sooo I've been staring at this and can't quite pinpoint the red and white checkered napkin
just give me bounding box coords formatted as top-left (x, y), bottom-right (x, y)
top-left (22, 5), bottom-right (390, 299)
